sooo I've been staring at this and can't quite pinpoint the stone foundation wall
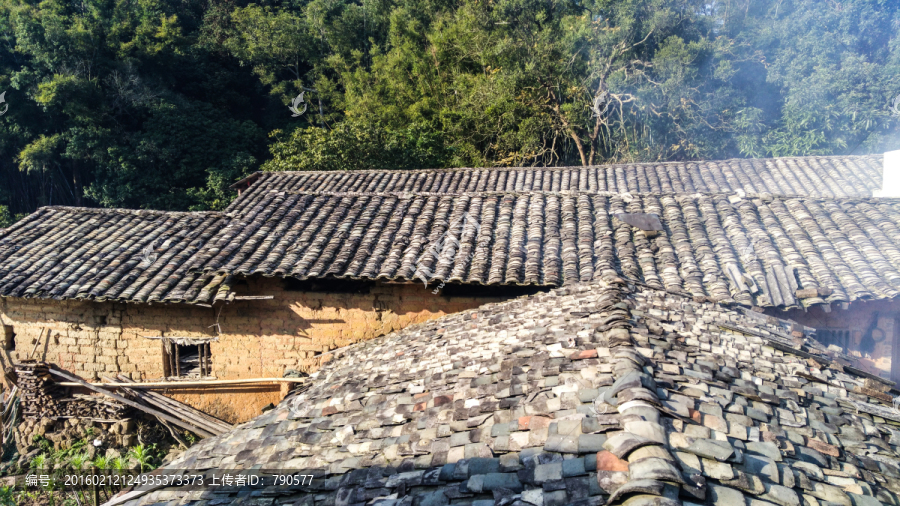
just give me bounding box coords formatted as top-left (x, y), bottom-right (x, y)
top-left (771, 299), bottom-right (900, 381)
top-left (0, 278), bottom-right (509, 422)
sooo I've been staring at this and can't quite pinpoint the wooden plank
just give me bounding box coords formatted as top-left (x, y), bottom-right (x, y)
top-left (54, 377), bottom-right (306, 388)
top-left (50, 417), bottom-right (126, 423)
top-left (48, 368), bottom-right (215, 438)
top-left (132, 392), bottom-right (229, 435)
top-left (113, 375), bottom-right (232, 432)
top-left (103, 376), bottom-right (228, 436)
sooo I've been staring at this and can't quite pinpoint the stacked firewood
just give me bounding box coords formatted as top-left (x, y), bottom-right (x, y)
top-left (17, 361), bottom-right (128, 420)
top-left (58, 394), bottom-right (129, 420)
top-left (16, 360), bottom-right (63, 419)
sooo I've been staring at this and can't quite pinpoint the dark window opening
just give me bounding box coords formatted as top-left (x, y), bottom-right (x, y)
top-left (284, 277), bottom-right (372, 294)
top-left (163, 341), bottom-right (213, 379)
top-left (440, 283), bottom-right (551, 298)
top-left (816, 328), bottom-right (851, 353)
top-left (2, 325), bottom-right (13, 351)
top-left (231, 279), bottom-right (251, 294)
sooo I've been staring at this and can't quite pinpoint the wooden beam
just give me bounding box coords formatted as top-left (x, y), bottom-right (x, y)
top-left (41, 329), bottom-right (52, 361)
top-left (28, 328), bottom-right (46, 360)
top-left (54, 377), bottom-right (307, 388)
top-left (167, 339), bottom-right (175, 380)
top-left (116, 375), bottom-right (232, 430)
top-left (161, 340), bottom-right (168, 379)
top-left (48, 368), bottom-right (215, 438)
top-left (104, 376), bottom-right (231, 436)
top-left (174, 344), bottom-right (180, 377)
top-left (201, 343), bottom-right (207, 377)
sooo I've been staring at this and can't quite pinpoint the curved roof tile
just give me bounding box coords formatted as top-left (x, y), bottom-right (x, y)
top-left (113, 279), bottom-right (900, 506)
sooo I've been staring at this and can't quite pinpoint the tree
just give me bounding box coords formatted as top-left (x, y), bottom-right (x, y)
top-left (0, 0), bottom-right (899, 220)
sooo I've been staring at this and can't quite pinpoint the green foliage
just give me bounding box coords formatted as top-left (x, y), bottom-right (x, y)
top-left (64, 453), bottom-right (88, 471)
top-left (0, 205), bottom-right (11, 228)
top-left (0, 0), bottom-right (268, 215)
top-left (29, 453), bottom-right (48, 470)
top-left (111, 456), bottom-right (129, 471)
top-left (92, 455), bottom-right (109, 470)
top-left (182, 431), bottom-right (198, 446)
top-left (0, 0), bottom-right (898, 214)
top-left (126, 443), bottom-right (159, 473)
top-left (0, 486), bottom-right (13, 506)
top-left (48, 437), bottom-right (87, 464)
top-left (265, 120), bottom-right (450, 172)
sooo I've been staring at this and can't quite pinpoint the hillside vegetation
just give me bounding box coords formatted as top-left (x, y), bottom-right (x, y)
top-left (0, 0), bottom-right (898, 220)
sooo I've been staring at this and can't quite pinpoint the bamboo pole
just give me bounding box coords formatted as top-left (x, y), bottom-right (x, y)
top-left (54, 377), bottom-right (307, 389)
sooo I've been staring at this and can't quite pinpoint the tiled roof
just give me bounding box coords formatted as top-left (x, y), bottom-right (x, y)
top-left (199, 192), bottom-right (900, 308)
top-left (115, 279), bottom-right (900, 506)
top-left (1, 155), bottom-right (897, 308)
top-left (0, 207), bottom-right (230, 304)
top-left (226, 155), bottom-right (884, 214)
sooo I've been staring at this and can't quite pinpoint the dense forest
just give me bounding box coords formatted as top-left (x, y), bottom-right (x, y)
top-left (0, 0), bottom-right (898, 222)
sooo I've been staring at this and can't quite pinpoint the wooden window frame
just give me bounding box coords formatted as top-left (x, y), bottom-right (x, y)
top-left (161, 338), bottom-right (213, 379)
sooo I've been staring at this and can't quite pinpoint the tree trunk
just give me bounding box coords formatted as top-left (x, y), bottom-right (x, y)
top-left (73, 163), bottom-right (82, 206)
top-left (555, 106), bottom-right (587, 166)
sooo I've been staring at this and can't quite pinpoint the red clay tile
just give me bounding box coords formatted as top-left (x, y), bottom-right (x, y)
top-left (433, 395), bottom-right (453, 407)
top-left (806, 438), bottom-right (840, 457)
top-left (570, 349), bottom-right (598, 360)
top-left (596, 451), bottom-right (629, 472)
top-left (528, 416), bottom-right (553, 430)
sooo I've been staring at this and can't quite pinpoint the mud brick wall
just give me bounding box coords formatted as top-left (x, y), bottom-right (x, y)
top-left (0, 278), bottom-right (507, 422)
top-left (772, 299), bottom-right (900, 381)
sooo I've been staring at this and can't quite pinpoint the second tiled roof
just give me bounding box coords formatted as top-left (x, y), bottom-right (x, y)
top-left (197, 191), bottom-right (900, 308)
top-left (226, 155), bottom-right (884, 214)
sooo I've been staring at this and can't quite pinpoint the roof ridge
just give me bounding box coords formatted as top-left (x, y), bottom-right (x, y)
top-left (247, 153), bottom-right (883, 178)
top-left (36, 205), bottom-right (228, 217)
top-left (248, 188), bottom-right (900, 203)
